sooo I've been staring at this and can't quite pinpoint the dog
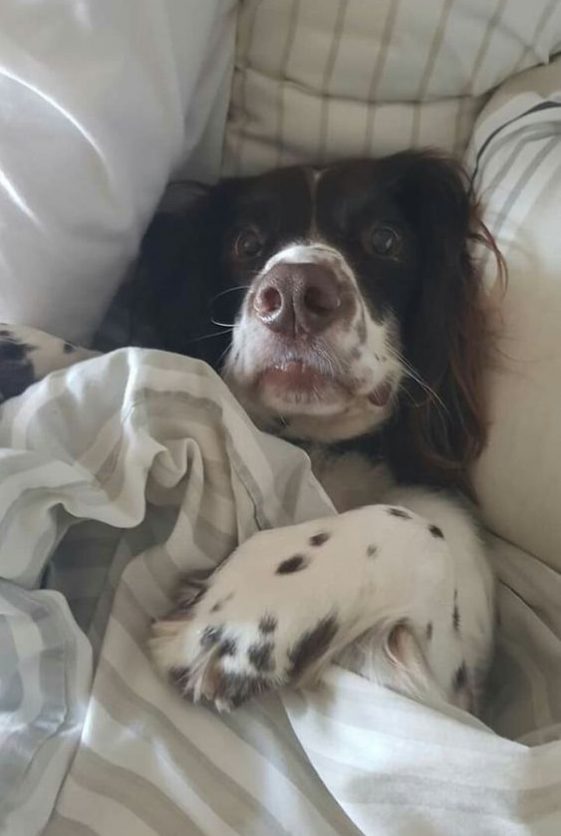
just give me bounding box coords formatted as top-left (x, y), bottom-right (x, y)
top-left (142, 150), bottom-right (503, 714)
top-left (0, 150), bottom-right (501, 716)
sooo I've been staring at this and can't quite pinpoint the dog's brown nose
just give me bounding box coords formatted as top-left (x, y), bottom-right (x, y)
top-left (253, 263), bottom-right (342, 336)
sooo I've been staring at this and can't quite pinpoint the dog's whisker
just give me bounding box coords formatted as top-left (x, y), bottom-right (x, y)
top-left (187, 329), bottom-right (233, 345)
top-left (210, 285), bottom-right (251, 304)
top-left (211, 318), bottom-right (237, 328)
top-left (391, 350), bottom-right (449, 416)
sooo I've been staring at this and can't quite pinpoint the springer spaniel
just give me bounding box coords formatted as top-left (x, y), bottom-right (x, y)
top-left (0, 150), bottom-right (500, 715)
top-left (143, 151), bottom-right (502, 715)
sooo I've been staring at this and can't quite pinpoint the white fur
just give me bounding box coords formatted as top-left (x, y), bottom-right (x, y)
top-left (223, 241), bottom-right (403, 440)
top-left (150, 502), bottom-right (494, 713)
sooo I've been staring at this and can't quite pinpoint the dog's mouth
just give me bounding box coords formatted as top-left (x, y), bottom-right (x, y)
top-left (255, 357), bottom-right (394, 413)
top-left (259, 361), bottom-right (336, 393)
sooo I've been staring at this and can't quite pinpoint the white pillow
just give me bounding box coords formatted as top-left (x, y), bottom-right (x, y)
top-left (468, 56), bottom-right (561, 573)
top-left (0, 0), bottom-right (237, 344)
top-left (223, 0), bottom-right (561, 175)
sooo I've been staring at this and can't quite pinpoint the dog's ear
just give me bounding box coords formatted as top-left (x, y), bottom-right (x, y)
top-left (386, 151), bottom-right (505, 497)
top-left (130, 181), bottom-right (238, 368)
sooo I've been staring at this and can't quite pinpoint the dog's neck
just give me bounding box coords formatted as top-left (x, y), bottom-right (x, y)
top-left (280, 431), bottom-right (394, 512)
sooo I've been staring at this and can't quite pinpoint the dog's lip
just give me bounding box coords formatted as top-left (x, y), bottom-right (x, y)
top-left (258, 361), bottom-right (338, 392)
top-left (257, 360), bottom-right (393, 407)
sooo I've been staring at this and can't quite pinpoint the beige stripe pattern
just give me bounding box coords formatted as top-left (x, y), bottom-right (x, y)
top-left (0, 325), bottom-right (559, 833)
top-left (222, 0), bottom-right (561, 175)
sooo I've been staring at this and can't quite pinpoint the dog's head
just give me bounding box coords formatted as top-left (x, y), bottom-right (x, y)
top-left (138, 151), bottom-right (503, 492)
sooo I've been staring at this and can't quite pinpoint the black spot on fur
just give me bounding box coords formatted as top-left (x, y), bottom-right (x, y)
top-left (426, 622), bottom-right (433, 640)
top-left (453, 661), bottom-right (467, 692)
top-left (367, 544), bottom-right (378, 557)
top-left (309, 532), bottom-right (330, 547)
top-left (248, 641), bottom-right (275, 672)
top-left (453, 603), bottom-right (460, 631)
top-left (277, 554), bottom-right (308, 575)
top-left (211, 671), bottom-right (269, 709)
top-left (388, 507), bottom-right (411, 519)
top-left (259, 614), bottom-right (277, 634)
top-left (63, 341), bottom-right (76, 353)
top-left (218, 638), bottom-right (237, 657)
top-left (200, 625), bottom-right (223, 649)
top-left (0, 337), bottom-right (34, 362)
top-left (429, 524), bottom-right (444, 538)
top-left (289, 615), bottom-right (338, 678)
top-left (0, 334), bottom-right (37, 402)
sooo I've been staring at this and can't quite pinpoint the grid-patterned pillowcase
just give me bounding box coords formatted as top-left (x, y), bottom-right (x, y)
top-left (222, 0), bottom-right (561, 176)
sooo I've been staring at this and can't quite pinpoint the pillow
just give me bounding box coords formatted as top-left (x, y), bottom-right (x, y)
top-left (0, 0), bottom-right (237, 344)
top-left (468, 55), bottom-right (561, 574)
top-left (223, 0), bottom-right (561, 175)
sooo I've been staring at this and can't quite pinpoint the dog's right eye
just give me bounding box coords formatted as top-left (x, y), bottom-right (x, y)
top-left (234, 228), bottom-right (264, 260)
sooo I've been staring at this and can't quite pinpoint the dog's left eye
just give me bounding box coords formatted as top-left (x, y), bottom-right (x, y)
top-left (365, 225), bottom-right (400, 257)
top-left (234, 228), bottom-right (264, 260)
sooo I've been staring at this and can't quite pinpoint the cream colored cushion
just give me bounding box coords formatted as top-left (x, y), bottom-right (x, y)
top-left (223, 0), bottom-right (561, 175)
top-left (469, 56), bottom-right (561, 573)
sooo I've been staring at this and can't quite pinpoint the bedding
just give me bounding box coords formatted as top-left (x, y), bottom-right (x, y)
top-left (0, 0), bottom-right (237, 345)
top-left (1, 325), bottom-right (561, 836)
top-left (3, 3), bottom-right (561, 835)
top-left (223, 0), bottom-right (561, 175)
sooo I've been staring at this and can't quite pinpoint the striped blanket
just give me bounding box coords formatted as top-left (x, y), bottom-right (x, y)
top-left (0, 333), bottom-right (560, 836)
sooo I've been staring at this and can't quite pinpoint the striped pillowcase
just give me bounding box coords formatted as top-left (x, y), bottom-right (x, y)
top-left (469, 55), bottom-right (561, 576)
top-left (222, 0), bottom-right (561, 175)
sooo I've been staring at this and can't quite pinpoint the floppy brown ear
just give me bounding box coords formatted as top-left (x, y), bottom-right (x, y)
top-left (385, 151), bottom-right (505, 498)
top-left (130, 181), bottom-right (237, 368)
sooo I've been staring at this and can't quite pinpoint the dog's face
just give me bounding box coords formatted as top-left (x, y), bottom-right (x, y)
top-left (139, 151), bottom-right (500, 489)
top-left (219, 161), bottom-right (419, 442)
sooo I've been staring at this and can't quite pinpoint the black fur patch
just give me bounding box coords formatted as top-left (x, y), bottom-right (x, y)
top-left (259, 614), bottom-right (278, 634)
top-left (426, 622), bottom-right (433, 640)
top-left (453, 603), bottom-right (460, 631)
top-left (453, 661), bottom-right (467, 692)
top-left (309, 532), bottom-right (330, 547)
top-left (388, 507), bottom-right (411, 519)
top-left (366, 544), bottom-right (378, 557)
top-left (277, 554), bottom-right (308, 574)
top-left (248, 641), bottom-right (275, 672)
top-left (429, 524), bottom-right (444, 538)
top-left (0, 333), bottom-right (37, 402)
top-left (289, 615), bottom-right (338, 678)
top-left (211, 671), bottom-right (268, 709)
top-left (218, 638), bottom-right (237, 657)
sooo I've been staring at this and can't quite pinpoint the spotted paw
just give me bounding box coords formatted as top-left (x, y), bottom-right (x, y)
top-left (149, 503), bottom-right (465, 711)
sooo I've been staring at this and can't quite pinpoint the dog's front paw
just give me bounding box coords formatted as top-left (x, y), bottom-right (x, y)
top-left (148, 514), bottom-right (371, 711)
top-left (149, 504), bottom-right (455, 711)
